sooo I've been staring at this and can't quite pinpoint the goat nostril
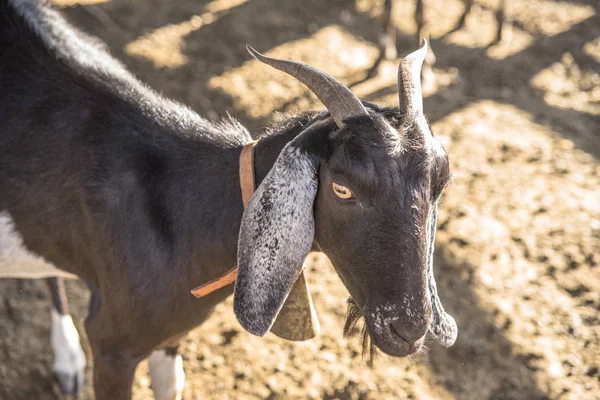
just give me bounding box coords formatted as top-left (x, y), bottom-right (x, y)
top-left (389, 323), bottom-right (410, 344)
top-left (389, 322), bottom-right (424, 346)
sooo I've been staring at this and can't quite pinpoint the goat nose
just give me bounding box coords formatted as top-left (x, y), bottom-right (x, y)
top-left (390, 320), bottom-right (427, 345)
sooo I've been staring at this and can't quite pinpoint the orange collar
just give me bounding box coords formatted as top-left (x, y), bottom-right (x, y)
top-left (190, 140), bottom-right (258, 298)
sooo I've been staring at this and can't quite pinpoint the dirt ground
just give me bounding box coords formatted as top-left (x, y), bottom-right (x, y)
top-left (1, 0), bottom-right (599, 399)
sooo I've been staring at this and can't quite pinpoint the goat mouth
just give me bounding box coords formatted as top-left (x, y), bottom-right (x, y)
top-left (343, 298), bottom-right (426, 359)
top-left (385, 323), bottom-right (426, 356)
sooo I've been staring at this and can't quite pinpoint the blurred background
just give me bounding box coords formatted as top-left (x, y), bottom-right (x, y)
top-left (0, 0), bottom-right (599, 398)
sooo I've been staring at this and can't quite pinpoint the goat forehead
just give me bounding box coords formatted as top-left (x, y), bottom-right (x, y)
top-left (330, 116), bottom-right (442, 191)
top-left (334, 136), bottom-right (426, 172)
top-left (396, 113), bottom-right (440, 155)
top-left (329, 149), bottom-right (433, 205)
top-left (376, 115), bottom-right (439, 169)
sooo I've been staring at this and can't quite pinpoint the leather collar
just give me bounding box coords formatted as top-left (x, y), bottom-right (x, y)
top-left (190, 140), bottom-right (258, 298)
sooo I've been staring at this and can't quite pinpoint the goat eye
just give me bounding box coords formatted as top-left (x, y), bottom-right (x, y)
top-left (332, 182), bottom-right (354, 199)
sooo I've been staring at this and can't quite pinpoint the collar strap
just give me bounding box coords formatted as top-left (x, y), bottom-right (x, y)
top-left (239, 140), bottom-right (258, 206)
top-left (190, 140), bottom-right (258, 298)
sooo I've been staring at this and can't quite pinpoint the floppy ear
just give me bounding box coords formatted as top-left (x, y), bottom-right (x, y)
top-left (427, 203), bottom-right (458, 347)
top-left (234, 121), bottom-right (328, 336)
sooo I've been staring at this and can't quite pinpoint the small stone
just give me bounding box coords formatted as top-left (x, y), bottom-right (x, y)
top-left (321, 351), bottom-right (337, 363)
top-left (275, 362), bottom-right (286, 372)
top-left (548, 361), bottom-right (563, 377)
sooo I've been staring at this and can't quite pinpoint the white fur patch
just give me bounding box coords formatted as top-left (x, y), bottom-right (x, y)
top-left (51, 310), bottom-right (86, 379)
top-left (0, 211), bottom-right (76, 279)
top-left (148, 350), bottom-right (185, 400)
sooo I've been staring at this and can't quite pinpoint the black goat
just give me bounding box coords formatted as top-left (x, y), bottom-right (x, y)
top-left (0, 0), bottom-right (457, 399)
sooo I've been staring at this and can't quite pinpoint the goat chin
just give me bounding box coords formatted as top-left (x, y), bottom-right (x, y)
top-left (343, 298), bottom-right (430, 364)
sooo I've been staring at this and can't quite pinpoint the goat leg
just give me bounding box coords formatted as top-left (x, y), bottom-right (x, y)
top-left (85, 291), bottom-right (141, 400)
top-left (47, 278), bottom-right (86, 395)
top-left (89, 351), bottom-right (139, 400)
top-left (367, 0), bottom-right (396, 78)
top-left (415, 0), bottom-right (436, 86)
top-left (149, 341), bottom-right (186, 400)
top-left (491, 0), bottom-right (511, 46)
top-left (448, 0), bottom-right (474, 34)
top-left (415, 0), bottom-right (425, 44)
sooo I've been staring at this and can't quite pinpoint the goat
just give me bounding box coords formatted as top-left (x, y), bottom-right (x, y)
top-left (0, 0), bottom-right (457, 399)
top-left (368, 0), bottom-right (509, 78)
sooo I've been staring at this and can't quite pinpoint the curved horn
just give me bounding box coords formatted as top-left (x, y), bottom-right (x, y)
top-left (398, 39), bottom-right (428, 117)
top-left (246, 45), bottom-right (368, 127)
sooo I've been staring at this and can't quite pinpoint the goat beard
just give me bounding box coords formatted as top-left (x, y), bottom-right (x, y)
top-left (343, 298), bottom-right (378, 362)
top-left (343, 298), bottom-right (430, 364)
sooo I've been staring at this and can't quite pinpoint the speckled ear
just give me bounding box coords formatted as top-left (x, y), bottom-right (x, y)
top-left (427, 204), bottom-right (458, 347)
top-left (234, 123), bottom-right (326, 337)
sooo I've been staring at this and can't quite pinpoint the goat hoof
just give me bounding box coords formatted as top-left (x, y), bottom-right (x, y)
top-left (54, 370), bottom-right (84, 395)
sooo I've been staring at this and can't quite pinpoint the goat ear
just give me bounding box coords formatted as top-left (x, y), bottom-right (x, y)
top-left (427, 204), bottom-right (458, 347)
top-left (234, 121), bottom-right (328, 337)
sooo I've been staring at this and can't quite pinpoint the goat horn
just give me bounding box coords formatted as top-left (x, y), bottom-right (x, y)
top-left (398, 39), bottom-right (428, 117)
top-left (246, 45), bottom-right (368, 127)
